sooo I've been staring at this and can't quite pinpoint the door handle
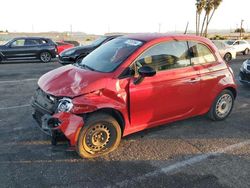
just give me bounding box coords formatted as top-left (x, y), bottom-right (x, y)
top-left (186, 78), bottom-right (200, 83)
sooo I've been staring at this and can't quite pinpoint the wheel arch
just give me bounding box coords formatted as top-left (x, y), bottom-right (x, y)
top-left (224, 86), bottom-right (237, 99)
top-left (85, 108), bottom-right (125, 135)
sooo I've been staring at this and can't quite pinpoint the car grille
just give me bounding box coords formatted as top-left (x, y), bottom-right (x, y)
top-left (32, 88), bottom-right (59, 115)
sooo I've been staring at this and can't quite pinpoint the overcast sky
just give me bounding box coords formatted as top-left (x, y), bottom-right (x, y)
top-left (0, 0), bottom-right (249, 34)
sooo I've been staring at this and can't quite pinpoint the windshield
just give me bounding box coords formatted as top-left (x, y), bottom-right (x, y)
top-left (91, 36), bottom-right (108, 46)
top-left (225, 40), bottom-right (234, 45)
top-left (78, 38), bottom-right (144, 72)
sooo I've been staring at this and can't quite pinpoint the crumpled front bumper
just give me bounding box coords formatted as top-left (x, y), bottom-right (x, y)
top-left (34, 112), bottom-right (84, 146)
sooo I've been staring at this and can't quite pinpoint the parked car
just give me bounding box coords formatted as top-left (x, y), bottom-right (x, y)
top-left (63, 40), bottom-right (80, 47)
top-left (32, 34), bottom-right (237, 158)
top-left (58, 35), bottom-right (122, 65)
top-left (0, 37), bottom-right (57, 63)
top-left (225, 40), bottom-right (250, 55)
top-left (56, 41), bottom-right (74, 54)
top-left (239, 59), bottom-right (250, 84)
top-left (212, 40), bottom-right (236, 62)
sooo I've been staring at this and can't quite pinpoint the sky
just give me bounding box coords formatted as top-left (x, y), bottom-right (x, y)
top-left (0, 0), bottom-right (249, 34)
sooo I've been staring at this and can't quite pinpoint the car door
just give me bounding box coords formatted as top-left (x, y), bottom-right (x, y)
top-left (188, 41), bottom-right (225, 111)
top-left (129, 40), bottom-right (201, 129)
top-left (3, 39), bottom-right (26, 60)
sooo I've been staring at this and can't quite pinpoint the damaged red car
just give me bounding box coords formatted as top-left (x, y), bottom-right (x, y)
top-left (32, 34), bottom-right (237, 158)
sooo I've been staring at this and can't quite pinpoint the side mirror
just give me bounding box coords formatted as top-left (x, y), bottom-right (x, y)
top-left (134, 66), bottom-right (156, 85)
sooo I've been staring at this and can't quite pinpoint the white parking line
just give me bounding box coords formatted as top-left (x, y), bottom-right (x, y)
top-left (0, 78), bottom-right (38, 84)
top-left (111, 140), bottom-right (250, 188)
top-left (0, 104), bottom-right (30, 111)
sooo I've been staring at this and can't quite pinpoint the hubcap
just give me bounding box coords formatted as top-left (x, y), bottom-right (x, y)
top-left (84, 124), bottom-right (111, 153)
top-left (215, 94), bottom-right (233, 118)
top-left (41, 52), bottom-right (51, 62)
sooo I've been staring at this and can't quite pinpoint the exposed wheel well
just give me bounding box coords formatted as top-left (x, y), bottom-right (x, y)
top-left (85, 108), bottom-right (125, 134)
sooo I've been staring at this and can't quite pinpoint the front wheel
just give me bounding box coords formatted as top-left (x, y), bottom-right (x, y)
top-left (208, 90), bottom-right (234, 121)
top-left (40, 51), bottom-right (52, 63)
top-left (77, 113), bottom-right (121, 158)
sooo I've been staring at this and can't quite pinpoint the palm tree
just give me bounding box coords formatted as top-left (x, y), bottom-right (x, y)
top-left (195, 0), bottom-right (206, 35)
top-left (200, 0), bottom-right (214, 36)
top-left (203, 0), bottom-right (223, 36)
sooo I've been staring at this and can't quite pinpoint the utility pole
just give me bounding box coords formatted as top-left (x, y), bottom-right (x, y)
top-left (158, 23), bottom-right (161, 33)
top-left (240, 19), bottom-right (244, 39)
top-left (70, 24), bottom-right (73, 34)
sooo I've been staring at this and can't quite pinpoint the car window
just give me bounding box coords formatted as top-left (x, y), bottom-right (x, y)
top-left (11, 39), bottom-right (25, 47)
top-left (39, 39), bottom-right (48, 44)
top-left (213, 41), bottom-right (224, 49)
top-left (24, 39), bottom-right (40, 46)
top-left (239, 41), bottom-right (246, 45)
top-left (135, 41), bottom-right (191, 72)
top-left (189, 42), bottom-right (216, 65)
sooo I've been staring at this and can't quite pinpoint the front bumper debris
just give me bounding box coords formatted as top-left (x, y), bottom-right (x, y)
top-left (33, 112), bottom-right (84, 146)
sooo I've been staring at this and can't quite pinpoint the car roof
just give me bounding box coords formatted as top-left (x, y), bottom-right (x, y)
top-left (12, 37), bottom-right (51, 40)
top-left (121, 33), bottom-right (208, 42)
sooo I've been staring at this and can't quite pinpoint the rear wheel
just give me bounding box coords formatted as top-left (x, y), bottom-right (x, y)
top-left (77, 113), bottom-right (121, 158)
top-left (208, 90), bottom-right (234, 121)
top-left (223, 53), bottom-right (232, 62)
top-left (40, 51), bottom-right (52, 63)
top-left (243, 48), bottom-right (249, 55)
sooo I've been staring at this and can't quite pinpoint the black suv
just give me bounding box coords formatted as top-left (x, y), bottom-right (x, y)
top-left (0, 37), bottom-right (57, 63)
top-left (59, 35), bottom-right (122, 65)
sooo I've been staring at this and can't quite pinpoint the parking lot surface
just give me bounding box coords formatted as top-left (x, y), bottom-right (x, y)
top-left (0, 57), bottom-right (250, 188)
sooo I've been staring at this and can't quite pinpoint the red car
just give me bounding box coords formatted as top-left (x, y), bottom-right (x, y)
top-left (32, 34), bottom-right (237, 158)
top-left (56, 41), bottom-right (74, 54)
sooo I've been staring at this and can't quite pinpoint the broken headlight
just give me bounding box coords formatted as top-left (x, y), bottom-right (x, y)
top-left (57, 98), bottom-right (73, 112)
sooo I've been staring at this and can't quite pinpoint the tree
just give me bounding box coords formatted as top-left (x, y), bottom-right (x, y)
top-left (203, 0), bottom-right (223, 37)
top-left (195, 0), bottom-right (223, 37)
top-left (195, 0), bottom-right (206, 35)
top-left (235, 28), bottom-right (245, 33)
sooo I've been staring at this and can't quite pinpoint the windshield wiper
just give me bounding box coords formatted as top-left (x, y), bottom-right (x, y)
top-left (78, 63), bottom-right (95, 71)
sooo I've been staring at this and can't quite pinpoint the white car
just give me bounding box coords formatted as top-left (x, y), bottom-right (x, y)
top-left (212, 40), bottom-right (237, 62)
top-left (225, 40), bottom-right (250, 55)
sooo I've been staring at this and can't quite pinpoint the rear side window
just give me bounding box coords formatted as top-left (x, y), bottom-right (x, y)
top-left (24, 39), bottom-right (40, 46)
top-left (135, 41), bottom-right (191, 72)
top-left (189, 42), bottom-right (216, 65)
top-left (239, 41), bottom-right (246, 45)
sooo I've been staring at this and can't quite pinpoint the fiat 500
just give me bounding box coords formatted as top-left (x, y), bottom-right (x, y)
top-left (32, 34), bottom-right (237, 158)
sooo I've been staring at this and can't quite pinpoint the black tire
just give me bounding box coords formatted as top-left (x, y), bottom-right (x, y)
top-left (223, 53), bottom-right (232, 62)
top-left (208, 89), bottom-right (234, 121)
top-left (40, 51), bottom-right (52, 63)
top-left (77, 113), bottom-right (121, 158)
top-left (243, 48), bottom-right (249, 55)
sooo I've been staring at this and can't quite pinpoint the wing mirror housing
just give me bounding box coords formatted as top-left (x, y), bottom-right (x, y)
top-left (134, 65), bottom-right (156, 85)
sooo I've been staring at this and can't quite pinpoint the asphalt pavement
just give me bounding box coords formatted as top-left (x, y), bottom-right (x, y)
top-left (0, 56), bottom-right (249, 188)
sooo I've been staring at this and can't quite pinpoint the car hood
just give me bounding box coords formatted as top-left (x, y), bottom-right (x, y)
top-left (38, 65), bottom-right (110, 98)
top-left (61, 45), bottom-right (95, 55)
